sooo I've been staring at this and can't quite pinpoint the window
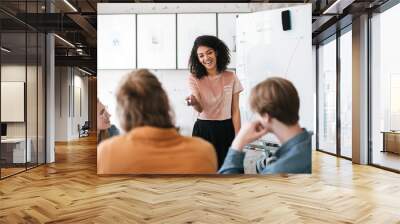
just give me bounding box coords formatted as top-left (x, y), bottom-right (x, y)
top-left (371, 2), bottom-right (400, 171)
top-left (339, 29), bottom-right (352, 158)
top-left (317, 37), bottom-right (337, 154)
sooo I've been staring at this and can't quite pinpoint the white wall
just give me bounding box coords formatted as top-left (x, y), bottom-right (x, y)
top-left (55, 67), bottom-right (68, 141)
top-left (54, 67), bottom-right (89, 141)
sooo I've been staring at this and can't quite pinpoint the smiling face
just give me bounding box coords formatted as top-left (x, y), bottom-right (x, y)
top-left (97, 101), bottom-right (111, 131)
top-left (197, 45), bottom-right (217, 72)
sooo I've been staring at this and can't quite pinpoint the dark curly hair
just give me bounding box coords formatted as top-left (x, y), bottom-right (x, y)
top-left (189, 35), bottom-right (230, 79)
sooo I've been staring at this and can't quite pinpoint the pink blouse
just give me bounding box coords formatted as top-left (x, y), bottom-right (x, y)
top-left (188, 71), bottom-right (243, 120)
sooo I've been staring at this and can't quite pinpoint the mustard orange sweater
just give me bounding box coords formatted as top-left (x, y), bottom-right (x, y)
top-left (97, 126), bottom-right (217, 174)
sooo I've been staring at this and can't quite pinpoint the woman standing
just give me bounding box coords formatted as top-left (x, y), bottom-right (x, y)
top-left (186, 35), bottom-right (243, 168)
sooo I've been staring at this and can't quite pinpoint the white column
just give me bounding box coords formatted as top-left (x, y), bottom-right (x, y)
top-left (46, 32), bottom-right (55, 163)
top-left (352, 14), bottom-right (369, 164)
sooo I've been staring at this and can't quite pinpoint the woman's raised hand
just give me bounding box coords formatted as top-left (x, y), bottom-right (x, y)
top-left (186, 95), bottom-right (203, 113)
top-left (185, 95), bottom-right (199, 107)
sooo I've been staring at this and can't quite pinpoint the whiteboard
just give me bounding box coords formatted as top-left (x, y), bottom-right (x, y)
top-left (236, 5), bottom-right (313, 142)
top-left (218, 13), bottom-right (242, 68)
top-left (1, 82), bottom-right (25, 122)
top-left (97, 69), bottom-right (132, 131)
top-left (177, 13), bottom-right (217, 69)
top-left (137, 14), bottom-right (176, 69)
top-left (152, 70), bottom-right (198, 136)
top-left (97, 14), bottom-right (136, 69)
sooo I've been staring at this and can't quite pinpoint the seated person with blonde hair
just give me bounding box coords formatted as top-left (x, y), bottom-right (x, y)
top-left (219, 77), bottom-right (312, 174)
top-left (97, 69), bottom-right (217, 174)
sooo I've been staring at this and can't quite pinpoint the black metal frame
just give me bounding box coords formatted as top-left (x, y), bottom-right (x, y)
top-left (316, 44), bottom-right (319, 151)
top-left (0, 21), bottom-right (2, 179)
top-left (367, 11), bottom-right (373, 166)
top-left (336, 26), bottom-right (341, 158)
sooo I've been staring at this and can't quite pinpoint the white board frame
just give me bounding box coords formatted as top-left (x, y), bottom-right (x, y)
top-left (218, 13), bottom-right (242, 69)
top-left (177, 13), bottom-right (217, 69)
top-left (97, 14), bottom-right (136, 69)
top-left (1, 81), bottom-right (25, 122)
top-left (137, 14), bottom-right (177, 69)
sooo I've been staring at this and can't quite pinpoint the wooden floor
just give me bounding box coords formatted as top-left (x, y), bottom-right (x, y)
top-left (372, 150), bottom-right (400, 171)
top-left (1, 167), bottom-right (26, 178)
top-left (1, 135), bottom-right (400, 223)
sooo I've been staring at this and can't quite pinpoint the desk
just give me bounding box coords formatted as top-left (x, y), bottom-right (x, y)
top-left (381, 131), bottom-right (400, 154)
top-left (243, 140), bottom-right (280, 174)
top-left (1, 138), bottom-right (31, 164)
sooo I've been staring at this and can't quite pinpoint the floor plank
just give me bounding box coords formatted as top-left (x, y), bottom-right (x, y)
top-left (0, 135), bottom-right (400, 223)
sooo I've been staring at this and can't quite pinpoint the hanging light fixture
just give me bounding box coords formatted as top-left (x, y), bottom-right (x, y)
top-left (63, 0), bottom-right (78, 12)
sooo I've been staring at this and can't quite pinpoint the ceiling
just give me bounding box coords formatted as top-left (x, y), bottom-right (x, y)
top-left (0, 0), bottom-right (392, 75)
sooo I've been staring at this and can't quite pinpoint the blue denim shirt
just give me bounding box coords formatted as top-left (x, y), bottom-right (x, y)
top-left (108, 125), bottom-right (120, 137)
top-left (219, 129), bottom-right (312, 174)
top-left (98, 125), bottom-right (120, 144)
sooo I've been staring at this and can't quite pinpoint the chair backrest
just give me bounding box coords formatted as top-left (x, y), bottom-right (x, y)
top-left (82, 121), bottom-right (90, 129)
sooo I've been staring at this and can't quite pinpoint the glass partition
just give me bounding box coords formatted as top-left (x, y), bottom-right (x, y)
top-left (371, 3), bottom-right (400, 171)
top-left (38, 32), bottom-right (45, 165)
top-left (317, 37), bottom-right (337, 155)
top-left (339, 29), bottom-right (352, 158)
top-left (27, 30), bottom-right (38, 169)
top-left (1, 31), bottom-right (28, 178)
top-left (0, 1), bottom-right (46, 179)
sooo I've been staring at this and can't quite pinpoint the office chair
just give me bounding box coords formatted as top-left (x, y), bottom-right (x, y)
top-left (79, 121), bottom-right (90, 138)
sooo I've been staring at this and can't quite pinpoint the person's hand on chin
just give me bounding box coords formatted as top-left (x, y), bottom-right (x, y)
top-left (231, 121), bottom-right (269, 151)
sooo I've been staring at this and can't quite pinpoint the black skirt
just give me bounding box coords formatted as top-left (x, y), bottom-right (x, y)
top-left (192, 119), bottom-right (235, 169)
